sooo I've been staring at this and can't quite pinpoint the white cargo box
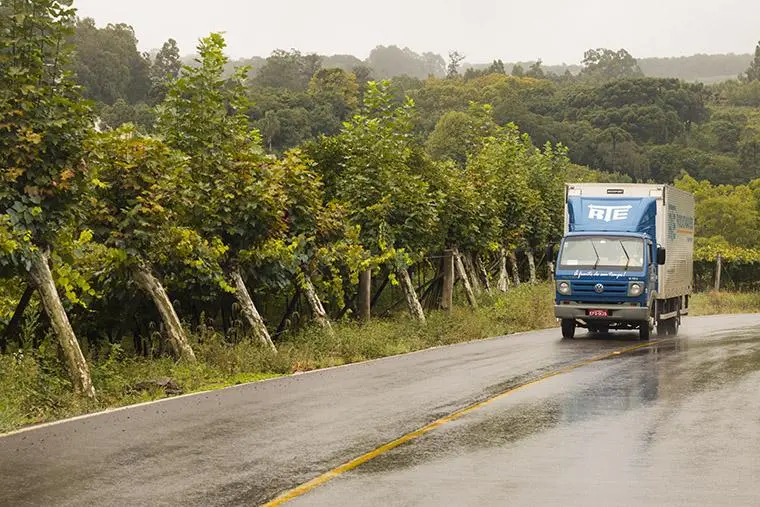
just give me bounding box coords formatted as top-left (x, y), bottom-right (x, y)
top-left (565, 183), bottom-right (695, 299)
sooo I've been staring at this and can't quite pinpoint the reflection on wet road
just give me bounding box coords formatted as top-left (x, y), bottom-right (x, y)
top-left (291, 329), bottom-right (760, 506)
top-left (2, 316), bottom-right (760, 506)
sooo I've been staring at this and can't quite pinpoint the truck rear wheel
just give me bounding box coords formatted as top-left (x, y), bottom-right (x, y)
top-left (561, 319), bottom-right (576, 339)
top-left (657, 316), bottom-right (680, 336)
top-left (639, 321), bottom-right (651, 340)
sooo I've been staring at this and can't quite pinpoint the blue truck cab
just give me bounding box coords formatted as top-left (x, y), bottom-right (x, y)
top-left (553, 184), bottom-right (695, 340)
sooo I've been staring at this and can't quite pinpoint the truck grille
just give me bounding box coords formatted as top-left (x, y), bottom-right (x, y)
top-left (571, 281), bottom-right (628, 296)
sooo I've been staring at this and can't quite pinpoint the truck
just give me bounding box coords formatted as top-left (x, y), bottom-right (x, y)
top-left (553, 183), bottom-right (695, 340)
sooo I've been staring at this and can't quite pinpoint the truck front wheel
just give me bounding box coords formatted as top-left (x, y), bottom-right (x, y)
top-left (561, 319), bottom-right (576, 339)
top-left (639, 321), bottom-right (651, 340)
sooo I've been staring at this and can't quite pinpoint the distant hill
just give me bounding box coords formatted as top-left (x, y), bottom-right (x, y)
top-left (463, 54), bottom-right (753, 83)
top-left (638, 53), bottom-right (752, 82)
top-left (182, 48), bottom-right (754, 84)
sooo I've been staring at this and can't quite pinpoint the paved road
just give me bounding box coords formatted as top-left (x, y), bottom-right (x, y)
top-left (2, 315), bottom-right (760, 506)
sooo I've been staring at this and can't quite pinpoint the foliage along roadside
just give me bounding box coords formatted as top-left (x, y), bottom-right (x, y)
top-left (0, 283), bottom-right (555, 433)
top-left (2, 283), bottom-right (757, 434)
top-left (3, 1), bottom-right (760, 400)
top-left (0, 2), bottom-right (577, 397)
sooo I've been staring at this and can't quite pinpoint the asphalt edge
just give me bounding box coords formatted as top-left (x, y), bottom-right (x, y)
top-left (0, 324), bottom-right (562, 439)
top-left (2, 313), bottom-right (755, 439)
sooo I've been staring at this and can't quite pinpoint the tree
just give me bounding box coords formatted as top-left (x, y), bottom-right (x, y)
top-left (526, 59), bottom-right (546, 79)
top-left (313, 82), bottom-right (441, 322)
top-left (741, 41), bottom-right (760, 82)
top-left (97, 99), bottom-right (155, 131)
top-left (252, 49), bottom-right (321, 91)
top-left (86, 127), bottom-right (204, 362)
top-left (676, 175), bottom-right (760, 248)
top-left (158, 34), bottom-right (285, 350)
top-left (523, 143), bottom-right (569, 281)
top-left (367, 45), bottom-right (445, 79)
top-left (308, 68), bottom-right (359, 122)
top-left (149, 38), bottom-right (181, 104)
top-left (321, 54), bottom-right (363, 72)
top-left (260, 151), bottom-right (364, 330)
top-left (351, 64), bottom-right (374, 91)
top-left (70, 18), bottom-right (151, 104)
top-left (0, 0), bottom-right (95, 397)
top-left (248, 89), bottom-right (314, 153)
top-left (580, 48), bottom-right (643, 82)
top-left (467, 125), bottom-right (542, 286)
top-left (447, 51), bottom-right (465, 78)
top-left (426, 103), bottom-right (499, 166)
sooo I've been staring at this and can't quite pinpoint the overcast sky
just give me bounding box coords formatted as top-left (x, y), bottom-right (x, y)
top-left (73, 0), bottom-right (758, 64)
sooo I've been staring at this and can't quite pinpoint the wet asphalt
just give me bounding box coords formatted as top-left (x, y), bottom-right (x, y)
top-left (2, 315), bottom-right (760, 506)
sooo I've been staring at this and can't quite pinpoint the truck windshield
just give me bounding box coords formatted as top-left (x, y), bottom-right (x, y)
top-left (559, 236), bottom-right (645, 271)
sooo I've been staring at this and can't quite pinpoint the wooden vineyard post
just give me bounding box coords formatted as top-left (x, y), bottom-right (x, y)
top-left (441, 249), bottom-right (454, 312)
top-left (359, 268), bottom-right (372, 322)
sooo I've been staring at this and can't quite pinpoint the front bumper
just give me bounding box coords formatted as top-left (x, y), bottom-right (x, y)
top-left (554, 304), bottom-right (649, 322)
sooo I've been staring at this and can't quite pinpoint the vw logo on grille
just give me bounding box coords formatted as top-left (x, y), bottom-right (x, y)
top-left (594, 283), bottom-right (605, 293)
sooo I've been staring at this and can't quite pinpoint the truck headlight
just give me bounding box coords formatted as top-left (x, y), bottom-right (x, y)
top-left (629, 283), bottom-right (643, 296)
top-left (557, 281), bottom-right (571, 295)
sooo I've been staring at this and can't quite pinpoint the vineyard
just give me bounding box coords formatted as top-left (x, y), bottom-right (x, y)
top-left (1, 2), bottom-right (760, 409)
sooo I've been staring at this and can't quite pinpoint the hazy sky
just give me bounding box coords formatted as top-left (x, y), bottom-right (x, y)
top-left (73, 0), bottom-right (758, 64)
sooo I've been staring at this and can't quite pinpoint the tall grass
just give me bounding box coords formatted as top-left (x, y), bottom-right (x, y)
top-left (5, 284), bottom-right (760, 432)
top-left (690, 291), bottom-right (760, 316)
top-left (0, 283), bottom-right (556, 433)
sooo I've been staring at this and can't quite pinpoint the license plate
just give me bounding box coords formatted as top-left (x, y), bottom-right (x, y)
top-left (588, 309), bottom-right (609, 317)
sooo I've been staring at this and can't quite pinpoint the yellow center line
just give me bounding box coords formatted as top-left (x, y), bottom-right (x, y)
top-left (262, 339), bottom-right (664, 506)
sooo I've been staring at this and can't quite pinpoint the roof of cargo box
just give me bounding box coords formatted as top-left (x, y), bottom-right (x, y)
top-left (567, 196), bottom-right (657, 237)
top-left (565, 183), bottom-right (666, 199)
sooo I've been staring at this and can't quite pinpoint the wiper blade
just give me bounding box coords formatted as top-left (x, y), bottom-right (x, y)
top-left (590, 240), bottom-right (600, 269)
top-left (619, 241), bottom-right (631, 271)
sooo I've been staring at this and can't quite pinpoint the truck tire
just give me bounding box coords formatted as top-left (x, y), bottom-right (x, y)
top-left (561, 319), bottom-right (576, 339)
top-left (639, 321), bottom-right (650, 340)
top-left (657, 317), bottom-right (680, 336)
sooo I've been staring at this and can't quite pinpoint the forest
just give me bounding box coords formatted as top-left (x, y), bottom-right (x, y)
top-left (3, 1), bottom-right (760, 421)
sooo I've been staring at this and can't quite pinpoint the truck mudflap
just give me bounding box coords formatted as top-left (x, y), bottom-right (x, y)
top-left (554, 304), bottom-right (649, 321)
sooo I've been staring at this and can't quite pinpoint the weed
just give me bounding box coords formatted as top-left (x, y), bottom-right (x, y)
top-left (5, 284), bottom-right (757, 433)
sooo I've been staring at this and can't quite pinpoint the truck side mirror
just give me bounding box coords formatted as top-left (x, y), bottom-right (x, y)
top-left (657, 247), bottom-right (666, 265)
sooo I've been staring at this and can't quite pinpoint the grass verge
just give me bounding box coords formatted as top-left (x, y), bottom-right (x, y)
top-left (3, 286), bottom-right (757, 434)
top-left (0, 283), bottom-right (555, 433)
top-left (690, 291), bottom-right (760, 316)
